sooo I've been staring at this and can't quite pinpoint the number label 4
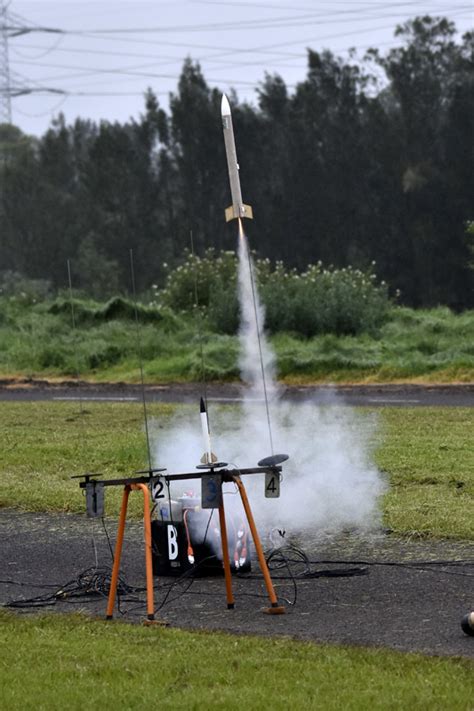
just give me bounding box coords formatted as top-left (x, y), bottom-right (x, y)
top-left (265, 472), bottom-right (280, 498)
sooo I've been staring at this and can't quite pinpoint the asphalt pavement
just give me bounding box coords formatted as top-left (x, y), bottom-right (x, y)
top-left (1, 380), bottom-right (474, 407)
top-left (1, 510), bottom-right (472, 658)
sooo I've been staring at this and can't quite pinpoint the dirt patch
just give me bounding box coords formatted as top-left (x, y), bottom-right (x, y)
top-left (1, 509), bottom-right (472, 659)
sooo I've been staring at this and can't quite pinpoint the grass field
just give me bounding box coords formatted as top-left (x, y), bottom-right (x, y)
top-left (3, 273), bottom-right (474, 709)
top-left (2, 401), bottom-right (473, 709)
top-left (1, 299), bottom-right (474, 383)
top-left (0, 402), bottom-right (473, 540)
top-left (0, 610), bottom-right (472, 711)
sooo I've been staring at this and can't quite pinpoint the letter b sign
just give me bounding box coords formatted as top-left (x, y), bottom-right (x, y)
top-left (167, 525), bottom-right (178, 560)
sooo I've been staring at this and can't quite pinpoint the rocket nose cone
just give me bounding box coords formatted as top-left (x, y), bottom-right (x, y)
top-left (221, 93), bottom-right (231, 117)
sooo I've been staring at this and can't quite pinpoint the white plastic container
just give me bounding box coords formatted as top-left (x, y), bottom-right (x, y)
top-left (158, 499), bottom-right (183, 523)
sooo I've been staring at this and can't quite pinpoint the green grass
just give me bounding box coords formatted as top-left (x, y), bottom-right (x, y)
top-left (275, 307), bottom-right (474, 383)
top-left (0, 610), bottom-right (472, 710)
top-left (1, 298), bottom-right (474, 383)
top-left (1, 403), bottom-right (473, 709)
top-left (376, 408), bottom-right (474, 540)
top-left (0, 401), bottom-right (177, 518)
top-left (0, 403), bottom-right (473, 540)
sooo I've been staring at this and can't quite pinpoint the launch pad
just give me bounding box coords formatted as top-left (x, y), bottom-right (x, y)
top-left (77, 464), bottom-right (286, 622)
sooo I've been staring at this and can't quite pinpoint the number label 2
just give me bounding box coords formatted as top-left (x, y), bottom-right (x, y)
top-left (150, 478), bottom-right (165, 502)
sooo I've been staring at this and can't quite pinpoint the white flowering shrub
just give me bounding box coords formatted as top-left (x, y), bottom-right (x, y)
top-left (261, 262), bottom-right (390, 336)
top-left (158, 249), bottom-right (238, 312)
top-left (156, 251), bottom-right (390, 336)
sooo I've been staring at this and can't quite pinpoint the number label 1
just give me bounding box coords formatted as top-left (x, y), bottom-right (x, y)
top-left (150, 477), bottom-right (165, 502)
top-left (265, 472), bottom-right (280, 498)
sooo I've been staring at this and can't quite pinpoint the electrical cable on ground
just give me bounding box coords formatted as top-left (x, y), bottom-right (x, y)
top-left (4, 566), bottom-right (136, 609)
top-left (2, 529), bottom-right (473, 613)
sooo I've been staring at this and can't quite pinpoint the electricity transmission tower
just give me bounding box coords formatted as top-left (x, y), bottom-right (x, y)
top-left (0, 0), bottom-right (12, 124)
top-left (0, 3), bottom-right (68, 126)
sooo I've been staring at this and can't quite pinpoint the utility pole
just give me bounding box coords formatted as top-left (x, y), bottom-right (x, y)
top-left (0, 0), bottom-right (12, 124)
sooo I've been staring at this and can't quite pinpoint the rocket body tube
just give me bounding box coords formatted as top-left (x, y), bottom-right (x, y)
top-left (221, 94), bottom-right (253, 222)
top-left (200, 397), bottom-right (215, 464)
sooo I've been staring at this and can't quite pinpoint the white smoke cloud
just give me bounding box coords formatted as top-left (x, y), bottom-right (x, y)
top-left (152, 395), bottom-right (385, 535)
top-left (152, 224), bottom-right (386, 537)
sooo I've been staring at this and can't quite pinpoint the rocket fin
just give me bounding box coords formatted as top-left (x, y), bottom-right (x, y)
top-left (200, 451), bottom-right (218, 464)
top-left (225, 204), bottom-right (253, 222)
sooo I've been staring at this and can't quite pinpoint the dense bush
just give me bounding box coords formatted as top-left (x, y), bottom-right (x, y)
top-left (154, 251), bottom-right (390, 337)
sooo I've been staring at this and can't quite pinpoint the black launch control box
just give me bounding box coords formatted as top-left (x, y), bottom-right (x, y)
top-left (151, 507), bottom-right (251, 577)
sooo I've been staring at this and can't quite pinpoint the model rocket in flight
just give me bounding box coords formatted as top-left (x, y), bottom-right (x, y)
top-left (221, 94), bottom-right (253, 222)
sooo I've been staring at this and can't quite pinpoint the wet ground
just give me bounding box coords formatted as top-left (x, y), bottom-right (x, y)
top-left (1, 379), bottom-right (474, 407)
top-left (1, 510), bottom-right (472, 659)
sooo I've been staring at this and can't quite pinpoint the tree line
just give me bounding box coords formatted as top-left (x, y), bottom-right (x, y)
top-left (0, 16), bottom-right (473, 307)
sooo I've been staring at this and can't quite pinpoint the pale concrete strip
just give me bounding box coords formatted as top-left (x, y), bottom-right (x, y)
top-left (53, 396), bottom-right (139, 402)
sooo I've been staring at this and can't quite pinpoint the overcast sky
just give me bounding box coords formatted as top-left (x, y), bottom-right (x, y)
top-left (4, 0), bottom-right (473, 136)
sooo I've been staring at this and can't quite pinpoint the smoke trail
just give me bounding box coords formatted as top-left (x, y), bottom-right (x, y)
top-left (237, 219), bottom-right (278, 402)
top-left (237, 220), bottom-right (279, 461)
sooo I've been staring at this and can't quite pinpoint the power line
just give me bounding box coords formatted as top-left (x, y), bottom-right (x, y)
top-left (10, 8), bottom-right (470, 91)
top-left (10, 4), bottom-right (470, 66)
top-left (14, 36), bottom-right (406, 94)
top-left (4, 1), bottom-right (472, 129)
top-left (192, 0), bottom-right (457, 8)
top-left (5, 3), bottom-right (472, 36)
top-left (11, 58), bottom-right (262, 87)
top-left (13, 93), bottom-right (67, 118)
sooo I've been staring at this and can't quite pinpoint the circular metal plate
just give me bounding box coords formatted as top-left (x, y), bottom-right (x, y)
top-left (195, 462), bottom-right (228, 470)
top-left (257, 454), bottom-right (289, 467)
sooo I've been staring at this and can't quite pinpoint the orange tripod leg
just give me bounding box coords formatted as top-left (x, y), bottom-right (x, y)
top-left (218, 503), bottom-right (235, 609)
top-left (233, 476), bottom-right (285, 615)
top-left (106, 485), bottom-right (131, 619)
top-left (133, 484), bottom-right (155, 621)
